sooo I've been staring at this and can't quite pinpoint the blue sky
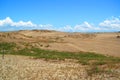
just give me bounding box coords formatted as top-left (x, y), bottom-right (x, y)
top-left (0, 0), bottom-right (120, 32)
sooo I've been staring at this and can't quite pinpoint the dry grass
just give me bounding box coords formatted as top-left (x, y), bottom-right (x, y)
top-left (0, 55), bottom-right (120, 80)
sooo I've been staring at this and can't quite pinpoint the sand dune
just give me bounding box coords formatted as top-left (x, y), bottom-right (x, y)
top-left (0, 30), bottom-right (120, 57)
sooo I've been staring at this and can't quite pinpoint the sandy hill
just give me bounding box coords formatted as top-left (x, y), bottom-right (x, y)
top-left (0, 30), bottom-right (120, 57)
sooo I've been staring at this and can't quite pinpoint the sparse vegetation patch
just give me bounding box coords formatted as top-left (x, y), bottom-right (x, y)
top-left (0, 42), bottom-right (120, 79)
top-left (0, 42), bottom-right (119, 66)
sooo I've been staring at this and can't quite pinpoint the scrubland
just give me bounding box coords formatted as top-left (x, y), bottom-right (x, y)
top-left (0, 30), bottom-right (120, 80)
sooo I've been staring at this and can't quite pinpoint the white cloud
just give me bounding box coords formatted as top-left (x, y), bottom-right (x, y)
top-left (38, 24), bottom-right (54, 30)
top-left (12, 21), bottom-right (37, 27)
top-left (99, 17), bottom-right (120, 29)
top-left (0, 17), bottom-right (37, 27)
top-left (60, 21), bottom-right (100, 32)
top-left (0, 17), bottom-right (13, 26)
top-left (74, 21), bottom-right (94, 30)
top-left (60, 17), bottom-right (120, 32)
top-left (0, 17), bottom-right (54, 31)
top-left (58, 25), bottom-right (73, 32)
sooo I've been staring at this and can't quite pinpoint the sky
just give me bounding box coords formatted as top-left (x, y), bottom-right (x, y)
top-left (0, 0), bottom-right (120, 32)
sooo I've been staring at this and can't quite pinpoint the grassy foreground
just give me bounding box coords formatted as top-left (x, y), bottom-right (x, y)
top-left (0, 42), bottom-right (120, 77)
top-left (0, 42), bottom-right (120, 65)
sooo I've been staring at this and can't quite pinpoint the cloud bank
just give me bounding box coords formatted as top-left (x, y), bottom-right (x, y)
top-left (0, 17), bottom-right (36, 27)
top-left (0, 17), bottom-right (120, 32)
top-left (0, 17), bottom-right (54, 31)
top-left (99, 17), bottom-right (120, 29)
top-left (58, 22), bottom-right (100, 32)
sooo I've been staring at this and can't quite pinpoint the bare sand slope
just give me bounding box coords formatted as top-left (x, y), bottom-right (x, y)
top-left (63, 33), bottom-right (120, 57)
top-left (35, 32), bottom-right (120, 57)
